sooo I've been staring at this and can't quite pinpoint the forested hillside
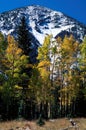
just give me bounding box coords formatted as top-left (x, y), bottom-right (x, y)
top-left (0, 16), bottom-right (86, 121)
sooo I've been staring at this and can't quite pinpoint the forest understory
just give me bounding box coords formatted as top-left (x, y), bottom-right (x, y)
top-left (0, 118), bottom-right (86, 130)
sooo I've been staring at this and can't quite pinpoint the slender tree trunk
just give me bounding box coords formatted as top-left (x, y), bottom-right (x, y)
top-left (48, 102), bottom-right (51, 119)
top-left (44, 101), bottom-right (48, 119)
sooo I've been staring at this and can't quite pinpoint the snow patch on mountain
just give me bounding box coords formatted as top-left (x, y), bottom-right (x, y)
top-left (1, 29), bottom-right (14, 35)
top-left (30, 22), bottom-right (74, 44)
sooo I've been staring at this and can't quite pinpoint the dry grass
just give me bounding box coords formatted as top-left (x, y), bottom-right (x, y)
top-left (0, 118), bottom-right (86, 130)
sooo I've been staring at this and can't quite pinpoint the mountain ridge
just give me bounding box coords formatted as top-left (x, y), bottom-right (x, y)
top-left (0, 5), bottom-right (86, 26)
top-left (0, 5), bottom-right (86, 45)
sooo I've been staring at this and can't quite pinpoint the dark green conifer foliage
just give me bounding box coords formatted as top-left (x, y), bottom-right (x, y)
top-left (17, 16), bottom-right (32, 75)
top-left (17, 16), bottom-right (32, 58)
top-left (17, 16), bottom-right (33, 119)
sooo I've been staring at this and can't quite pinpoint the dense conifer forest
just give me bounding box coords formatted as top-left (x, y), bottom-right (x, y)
top-left (0, 17), bottom-right (86, 121)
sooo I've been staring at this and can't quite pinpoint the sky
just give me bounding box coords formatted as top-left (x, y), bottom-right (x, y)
top-left (0, 0), bottom-right (86, 25)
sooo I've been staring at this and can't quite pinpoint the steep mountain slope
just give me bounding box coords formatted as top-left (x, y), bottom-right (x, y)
top-left (0, 5), bottom-right (86, 45)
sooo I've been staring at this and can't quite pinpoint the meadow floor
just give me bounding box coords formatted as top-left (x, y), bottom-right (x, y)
top-left (0, 118), bottom-right (86, 130)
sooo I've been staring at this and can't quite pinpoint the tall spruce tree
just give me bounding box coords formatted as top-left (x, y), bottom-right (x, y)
top-left (17, 16), bottom-right (33, 119)
top-left (17, 16), bottom-right (32, 77)
top-left (17, 16), bottom-right (32, 59)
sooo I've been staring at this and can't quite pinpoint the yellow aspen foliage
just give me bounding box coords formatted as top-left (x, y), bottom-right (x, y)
top-left (37, 35), bottom-right (52, 61)
top-left (5, 35), bottom-right (28, 79)
top-left (37, 60), bottom-right (50, 68)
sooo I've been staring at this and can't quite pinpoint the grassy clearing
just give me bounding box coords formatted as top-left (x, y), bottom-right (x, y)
top-left (0, 118), bottom-right (86, 130)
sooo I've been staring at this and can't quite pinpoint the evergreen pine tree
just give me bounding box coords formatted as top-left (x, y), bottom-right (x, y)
top-left (17, 16), bottom-right (33, 119)
top-left (17, 16), bottom-right (33, 76)
top-left (17, 16), bottom-right (32, 61)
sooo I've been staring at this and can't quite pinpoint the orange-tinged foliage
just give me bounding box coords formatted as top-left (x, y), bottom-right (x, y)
top-left (38, 60), bottom-right (50, 68)
top-left (4, 35), bottom-right (28, 78)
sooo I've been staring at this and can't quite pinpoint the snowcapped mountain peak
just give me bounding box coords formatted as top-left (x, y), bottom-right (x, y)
top-left (0, 5), bottom-right (86, 45)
